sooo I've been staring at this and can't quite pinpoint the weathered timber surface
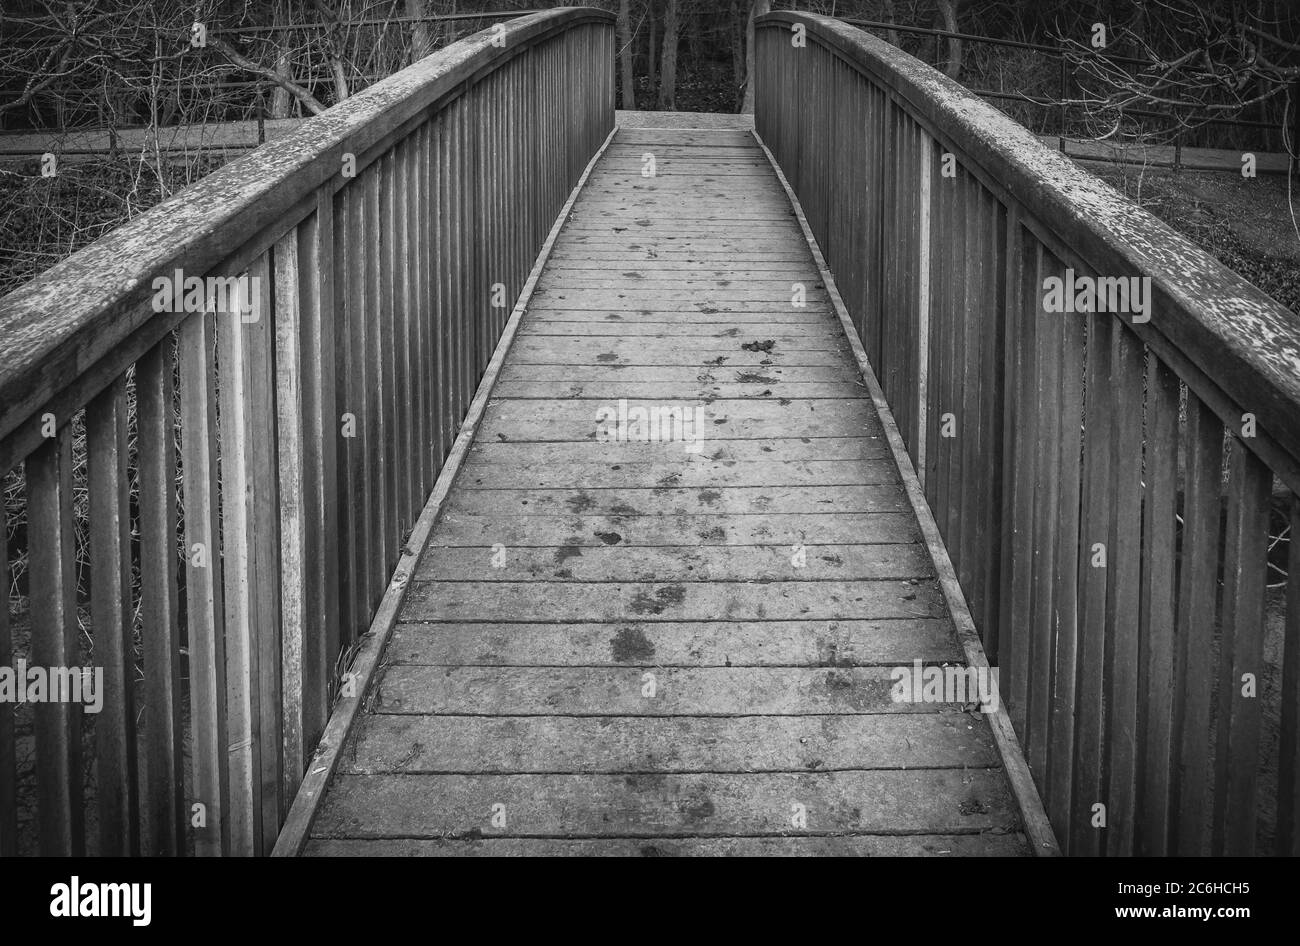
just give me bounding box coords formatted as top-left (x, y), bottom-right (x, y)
top-left (308, 124), bottom-right (1029, 855)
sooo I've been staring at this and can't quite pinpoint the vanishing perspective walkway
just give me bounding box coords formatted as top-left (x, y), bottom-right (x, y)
top-left (305, 118), bottom-right (1031, 855)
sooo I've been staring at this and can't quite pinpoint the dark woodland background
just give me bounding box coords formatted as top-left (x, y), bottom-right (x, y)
top-left (1, 0), bottom-right (1298, 296)
top-left (2, 1), bottom-right (1297, 138)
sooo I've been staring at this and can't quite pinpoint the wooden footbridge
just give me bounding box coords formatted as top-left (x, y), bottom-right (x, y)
top-left (2, 9), bottom-right (1299, 858)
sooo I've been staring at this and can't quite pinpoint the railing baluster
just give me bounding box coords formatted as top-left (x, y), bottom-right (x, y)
top-left (1137, 355), bottom-right (1179, 856)
top-left (273, 229), bottom-right (308, 798)
top-left (138, 337), bottom-right (184, 856)
top-left (87, 377), bottom-right (139, 856)
top-left (217, 274), bottom-right (263, 857)
top-left (178, 310), bottom-right (228, 857)
top-left (1214, 436), bottom-right (1270, 855)
top-left (28, 428), bottom-right (82, 856)
top-left (1174, 393), bottom-right (1223, 855)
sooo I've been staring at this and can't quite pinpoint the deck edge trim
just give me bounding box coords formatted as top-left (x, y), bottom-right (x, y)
top-left (751, 127), bottom-right (1062, 859)
top-left (270, 123), bottom-right (619, 857)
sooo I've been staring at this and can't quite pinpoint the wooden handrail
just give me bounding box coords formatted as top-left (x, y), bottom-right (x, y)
top-left (0, 7), bottom-right (614, 856)
top-left (756, 10), bottom-right (1300, 856)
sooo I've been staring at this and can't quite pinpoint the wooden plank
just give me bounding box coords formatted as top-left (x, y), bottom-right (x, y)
top-left (479, 399), bottom-right (878, 442)
top-left (401, 579), bottom-right (946, 623)
top-left (415, 543), bottom-right (932, 582)
top-left (1212, 436), bottom-right (1269, 855)
top-left (246, 255), bottom-right (285, 852)
top-left (457, 458), bottom-right (894, 488)
top-left (428, 511), bottom-right (922, 547)
top-left (1280, 495), bottom-right (1300, 856)
top-left (376, 665), bottom-right (955, 715)
top-left (27, 427), bottom-right (83, 856)
top-left (86, 378), bottom-right (139, 856)
top-left (306, 834), bottom-right (1029, 856)
top-left (312, 769), bottom-right (1018, 838)
top-left (385, 619), bottom-right (960, 667)
top-left (445, 485), bottom-right (910, 517)
top-left (1103, 322), bottom-right (1145, 857)
top-left (1173, 393), bottom-right (1223, 855)
top-left (216, 275), bottom-right (263, 856)
top-left (1136, 356), bottom-right (1179, 855)
top-left (1072, 308), bottom-right (1113, 855)
top-left (345, 714), bottom-right (998, 773)
top-left (273, 229), bottom-right (308, 805)
top-left (178, 311), bottom-right (228, 856)
top-left (1047, 277), bottom-right (1084, 841)
top-left (301, 193), bottom-right (338, 753)
top-left (1026, 245), bottom-right (1059, 785)
top-left (0, 506), bottom-right (12, 856)
top-left (137, 336), bottom-right (184, 857)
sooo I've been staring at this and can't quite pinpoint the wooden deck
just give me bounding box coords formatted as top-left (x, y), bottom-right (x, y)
top-left (304, 122), bottom-right (1031, 856)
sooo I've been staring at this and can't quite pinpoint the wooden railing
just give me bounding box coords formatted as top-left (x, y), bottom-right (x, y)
top-left (0, 8), bottom-right (614, 856)
top-left (756, 11), bottom-right (1300, 856)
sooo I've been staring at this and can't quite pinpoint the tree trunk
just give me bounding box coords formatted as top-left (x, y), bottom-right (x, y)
top-left (658, 0), bottom-right (679, 109)
top-left (936, 0), bottom-right (962, 80)
top-left (407, 0), bottom-right (430, 63)
top-left (270, 0), bottom-right (292, 118)
top-left (731, 0), bottom-right (746, 110)
top-left (618, 0), bottom-right (636, 110)
top-left (741, 0), bottom-right (771, 114)
top-left (647, 1), bottom-right (658, 105)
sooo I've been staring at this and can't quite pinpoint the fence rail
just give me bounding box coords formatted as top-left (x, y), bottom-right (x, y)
top-left (756, 10), bottom-right (1300, 856)
top-left (0, 6), bottom-right (614, 856)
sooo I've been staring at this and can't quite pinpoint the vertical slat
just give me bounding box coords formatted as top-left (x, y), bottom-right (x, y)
top-left (1103, 321), bottom-right (1144, 857)
top-left (1073, 308), bottom-right (1113, 856)
top-left (1173, 392), bottom-right (1223, 855)
top-left (217, 274), bottom-right (262, 856)
top-left (87, 377), bottom-right (138, 856)
top-left (1280, 495), bottom-right (1300, 855)
top-left (364, 166), bottom-right (385, 618)
top-left (28, 428), bottom-right (82, 856)
top-left (1004, 225), bottom-right (1036, 741)
top-left (341, 180), bottom-right (370, 642)
top-left (373, 158), bottom-right (394, 604)
top-left (303, 192), bottom-right (339, 746)
top-left (1026, 245), bottom-right (1059, 782)
top-left (273, 230), bottom-right (307, 799)
top-left (246, 256), bottom-right (284, 853)
top-left (1213, 436), bottom-right (1269, 855)
top-left (1047, 277), bottom-right (1084, 845)
top-left (0, 507), bottom-right (13, 856)
top-left (137, 335), bottom-right (184, 856)
top-left (178, 311), bottom-right (227, 857)
top-left (1137, 356), bottom-right (1179, 855)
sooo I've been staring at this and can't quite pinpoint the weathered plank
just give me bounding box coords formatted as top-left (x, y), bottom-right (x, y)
top-left (313, 770), bottom-right (1018, 837)
top-left (426, 511), bottom-right (923, 547)
top-left (384, 619), bottom-right (961, 666)
top-left (414, 542), bottom-right (933, 581)
top-left (400, 579), bottom-right (947, 622)
top-left (344, 714), bottom-right (998, 772)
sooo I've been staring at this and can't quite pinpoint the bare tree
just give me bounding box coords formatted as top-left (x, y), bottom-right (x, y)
top-left (618, 0), bottom-right (637, 109)
top-left (658, 0), bottom-right (679, 109)
top-left (742, 0), bottom-right (771, 113)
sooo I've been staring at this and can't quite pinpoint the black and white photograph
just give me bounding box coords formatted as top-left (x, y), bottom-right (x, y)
top-left (0, 0), bottom-right (1296, 921)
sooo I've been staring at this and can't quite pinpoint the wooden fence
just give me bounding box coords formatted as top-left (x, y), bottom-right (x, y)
top-left (0, 7), bottom-right (614, 856)
top-left (756, 10), bottom-right (1300, 856)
